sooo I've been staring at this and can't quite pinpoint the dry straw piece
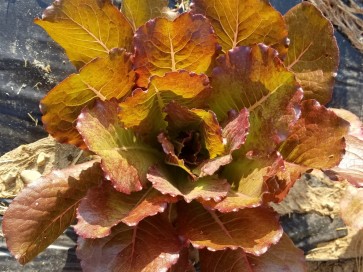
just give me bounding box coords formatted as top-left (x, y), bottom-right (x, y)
top-left (308, 0), bottom-right (363, 52)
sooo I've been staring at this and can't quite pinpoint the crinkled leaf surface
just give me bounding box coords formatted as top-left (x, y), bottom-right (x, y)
top-left (121, 0), bottom-right (168, 30)
top-left (35, 0), bottom-right (134, 68)
top-left (77, 99), bottom-right (161, 194)
top-left (2, 160), bottom-right (102, 265)
top-left (284, 2), bottom-right (339, 105)
top-left (177, 201), bottom-right (282, 255)
top-left (41, 49), bottom-right (135, 148)
top-left (209, 44), bottom-right (302, 152)
top-left (148, 166), bottom-right (230, 203)
top-left (192, 0), bottom-right (288, 55)
top-left (199, 234), bottom-right (305, 272)
top-left (75, 180), bottom-right (178, 238)
top-left (279, 100), bottom-right (349, 169)
top-left (77, 215), bottom-right (182, 272)
top-left (340, 185), bottom-right (363, 230)
top-left (165, 102), bottom-right (224, 159)
top-left (119, 71), bottom-right (211, 138)
top-left (133, 12), bottom-right (218, 87)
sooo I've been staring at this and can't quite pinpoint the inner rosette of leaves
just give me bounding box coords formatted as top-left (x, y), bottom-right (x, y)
top-left (2, 0), bottom-right (353, 271)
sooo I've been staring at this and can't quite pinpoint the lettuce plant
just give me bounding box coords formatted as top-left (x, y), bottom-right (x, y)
top-left (3, 0), bottom-right (356, 270)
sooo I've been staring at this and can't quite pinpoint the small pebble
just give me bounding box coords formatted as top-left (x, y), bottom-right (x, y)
top-left (20, 170), bottom-right (42, 184)
top-left (36, 152), bottom-right (47, 166)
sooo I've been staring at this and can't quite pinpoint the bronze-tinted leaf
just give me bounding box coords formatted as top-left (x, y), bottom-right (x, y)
top-left (157, 132), bottom-right (196, 177)
top-left (168, 247), bottom-right (196, 272)
top-left (165, 102), bottom-right (224, 159)
top-left (194, 109), bottom-right (250, 177)
top-left (2, 160), bottom-right (102, 264)
top-left (177, 202), bottom-right (282, 255)
top-left (340, 185), bottom-right (363, 230)
top-left (75, 180), bottom-right (178, 238)
top-left (119, 71), bottom-right (211, 138)
top-left (41, 49), bottom-right (135, 148)
top-left (77, 215), bottom-right (182, 271)
top-left (248, 233), bottom-right (306, 271)
top-left (284, 2), bottom-right (339, 104)
top-left (209, 44), bottom-right (302, 152)
top-left (77, 99), bottom-right (161, 194)
top-left (192, 0), bottom-right (288, 55)
top-left (121, 0), bottom-right (168, 30)
top-left (133, 12), bottom-right (218, 87)
top-left (279, 100), bottom-right (349, 169)
top-left (148, 166), bottom-right (230, 203)
top-left (207, 152), bottom-right (284, 212)
top-left (35, 0), bottom-right (134, 68)
top-left (199, 233), bottom-right (306, 272)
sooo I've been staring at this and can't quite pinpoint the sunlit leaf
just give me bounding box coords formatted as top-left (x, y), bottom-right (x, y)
top-left (199, 233), bottom-right (305, 271)
top-left (148, 166), bottom-right (230, 203)
top-left (340, 185), bottom-right (363, 230)
top-left (77, 215), bottom-right (182, 271)
top-left (121, 0), bottom-right (168, 30)
top-left (119, 71), bottom-right (211, 138)
top-left (284, 2), bottom-right (339, 104)
top-left (195, 108), bottom-right (250, 177)
top-left (177, 202), bottom-right (282, 255)
top-left (41, 49), bottom-right (135, 148)
top-left (2, 160), bottom-right (103, 265)
top-left (205, 152), bottom-right (284, 212)
top-left (35, 0), bottom-right (134, 68)
top-left (165, 102), bottom-right (224, 159)
top-left (192, 0), bottom-right (288, 55)
top-left (75, 180), bottom-right (178, 238)
top-left (77, 99), bottom-right (161, 194)
top-left (279, 100), bottom-right (349, 168)
top-left (208, 44), bottom-right (302, 152)
top-left (133, 12), bottom-right (218, 87)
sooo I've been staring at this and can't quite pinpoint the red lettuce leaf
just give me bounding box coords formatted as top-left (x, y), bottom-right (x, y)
top-left (195, 108), bottom-right (250, 177)
top-left (279, 100), bottom-right (349, 169)
top-left (119, 71), bottom-right (211, 140)
top-left (157, 132), bottom-right (196, 177)
top-left (75, 180), bottom-right (178, 238)
top-left (34, 0), bottom-right (134, 68)
top-left (77, 99), bottom-right (162, 194)
top-left (284, 2), bottom-right (339, 105)
top-left (208, 44), bottom-right (302, 152)
top-left (147, 166), bottom-right (230, 203)
top-left (177, 201), bottom-right (282, 255)
top-left (192, 0), bottom-right (288, 55)
top-left (40, 49), bottom-right (135, 148)
top-left (77, 215), bottom-right (183, 271)
top-left (199, 233), bottom-right (306, 272)
top-left (133, 12), bottom-right (218, 87)
top-left (165, 102), bottom-right (224, 159)
top-left (168, 247), bottom-right (196, 272)
top-left (2, 160), bottom-right (103, 264)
